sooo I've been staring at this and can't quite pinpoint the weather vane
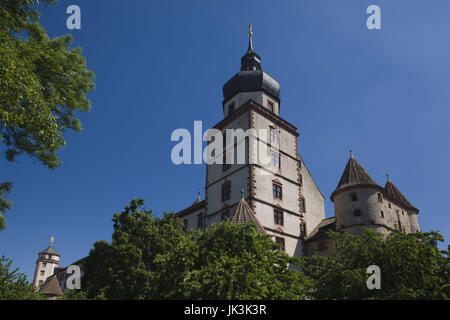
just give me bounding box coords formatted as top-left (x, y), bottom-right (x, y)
top-left (249, 23), bottom-right (253, 37)
top-left (50, 236), bottom-right (54, 246)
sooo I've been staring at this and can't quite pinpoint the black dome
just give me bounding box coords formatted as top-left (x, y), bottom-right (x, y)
top-left (223, 70), bottom-right (280, 103)
top-left (222, 28), bottom-right (280, 103)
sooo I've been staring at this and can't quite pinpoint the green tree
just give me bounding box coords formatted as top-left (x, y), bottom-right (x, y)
top-left (302, 229), bottom-right (450, 300)
top-left (83, 199), bottom-right (311, 300)
top-left (0, 182), bottom-right (12, 230)
top-left (0, 256), bottom-right (42, 300)
top-left (57, 289), bottom-right (87, 300)
top-left (0, 0), bottom-right (95, 228)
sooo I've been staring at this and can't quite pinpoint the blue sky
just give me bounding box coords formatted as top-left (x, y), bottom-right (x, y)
top-left (1, 0), bottom-right (449, 280)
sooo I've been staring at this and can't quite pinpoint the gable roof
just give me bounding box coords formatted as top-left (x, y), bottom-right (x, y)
top-left (384, 180), bottom-right (419, 213)
top-left (229, 198), bottom-right (266, 234)
top-left (331, 156), bottom-right (381, 200)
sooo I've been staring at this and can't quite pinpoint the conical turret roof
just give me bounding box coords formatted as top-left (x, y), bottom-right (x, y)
top-left (40, 245), bottom-right (59, 256)
top-left (229, 198), bottom-right (266, 234)
top-left (384, 180), bottom-right (419, 213)
top-left (331, 156), bottom-right (381, 200)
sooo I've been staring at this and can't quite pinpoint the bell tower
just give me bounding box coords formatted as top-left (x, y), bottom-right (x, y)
top-left (32, 237), bottom-right (60, 288)
top-left (203, 25), bottom-right (325, 257)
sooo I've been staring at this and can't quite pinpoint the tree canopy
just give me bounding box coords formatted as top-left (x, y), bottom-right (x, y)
top-left (0, 0), bottom-right (95, 229)
top-left (302, 229), bottom-right (450, 300)
top-left (0, 256), bottom-right (42, 300)
top-left (82, 199), bottom-right (311, 300)
top-left (79, 199), bottom-right (449, 300)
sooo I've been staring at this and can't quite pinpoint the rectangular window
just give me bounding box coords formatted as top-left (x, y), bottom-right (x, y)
top-left (350, 193), bottom-right (358, 202)
top-left (42, 262), bottom-right (47, 267)
top-left (275, 237), bottom-right (285, 251)
top-left (222, 185), bottom-right (231, 202)
top-left (268, 101), bottom-right (274, 113)
top-left (270, 128), bottom-right (279, 144)
top-left (221, 210), bottom-right (231, 221)
top-left (40, 270), bottom-right (45, 276)
top-left (228, 103), bottom-right (235, 116)
top-left (197, 213), bottom-right (204, 230)
top-left (274, 210), bottom-right (284, 225)
top-left (271, 153), bottom-right (280, 169)
top-left (381, 211), bottom-right (384, 219)
top-left (300, 222), bottom-right (306, 236)
top-left (299, 198), bottom-right (306, 212)
top-left (273, 184), bottom-right (282, 199)
top-left (222, 153), bottom-right (231, 171)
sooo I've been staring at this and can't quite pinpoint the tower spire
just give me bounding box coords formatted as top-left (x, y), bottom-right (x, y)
top-left (248, 23), bottom-right (254, 53)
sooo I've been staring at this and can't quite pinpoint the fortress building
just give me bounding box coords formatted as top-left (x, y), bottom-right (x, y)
top-left (175, 25), bottom-right (420, 257)
top-left (32, 27), bottom-right (421, 295)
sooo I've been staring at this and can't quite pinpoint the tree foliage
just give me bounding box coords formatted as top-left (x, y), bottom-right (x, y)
top-left (0, 182), bottom-right (13, 230)
top-left (82, 199), bottom-right (311, 300)
top-left (0, 0), bottom-right (95, 228)
top-left (302, 229), bottom-right (450, 300)
top-left (0, 256), bottom-right (42, 300)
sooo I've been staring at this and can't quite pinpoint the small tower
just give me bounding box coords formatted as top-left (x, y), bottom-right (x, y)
top-left (384, 176), bottom-right (420, 233)
top-left (32, 237), bottom-right (60, 289)
top-left (331, 153), bottom-right (386, 235)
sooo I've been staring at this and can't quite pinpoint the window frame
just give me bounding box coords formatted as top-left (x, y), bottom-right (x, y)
top-left (274, 209), bottom-right (284, 226)
top-left (228, 103), bottom-right (235, 116)
top-left (221, 183), bottom-right (231, 202)
top-left (273, 183), bottom-right (282, 200)
top-left (275, 237), bottom-right (285, 251)
top-left (268, 100), bottom-right (274, 113)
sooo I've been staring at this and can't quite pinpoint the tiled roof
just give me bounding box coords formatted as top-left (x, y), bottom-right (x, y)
top-left (331, 156), bottom-right (380, 200)
top-left (40, 275), bottom-right (63, 296)
top-left (229, 198), bottom-right (266, 234)
top-left (40, 245), bottom-right (59, 256)
top-left (384, 180), bottom-right (418, 213)
top-left (305, 217), bottom-right (336, 242)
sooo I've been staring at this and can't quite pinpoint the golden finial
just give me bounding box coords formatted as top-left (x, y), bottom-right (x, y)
top-left (50, 236), bottom-right (54, 245)
top-left (248, 23), bottom-right (253, 37)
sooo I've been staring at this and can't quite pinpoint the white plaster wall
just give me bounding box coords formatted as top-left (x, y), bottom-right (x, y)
top-left (206, 167), bottom-right (250, 217)
top-left (300, 159), bottom-right (325, 237)
top-left (181, 207), bottom-right (205, 231)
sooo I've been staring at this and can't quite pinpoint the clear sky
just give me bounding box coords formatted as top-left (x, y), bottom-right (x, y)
top-left (1, 0), bottom-right (449, 280)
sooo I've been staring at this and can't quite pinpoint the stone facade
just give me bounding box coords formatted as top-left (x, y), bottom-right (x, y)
top-left (175, 32), bottom-right (419, 259)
